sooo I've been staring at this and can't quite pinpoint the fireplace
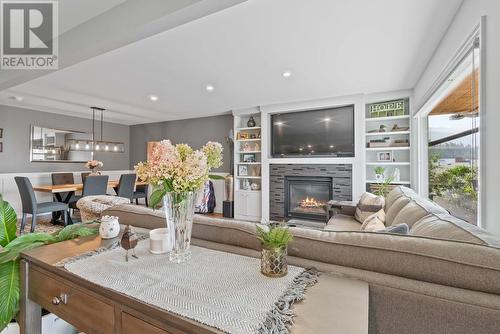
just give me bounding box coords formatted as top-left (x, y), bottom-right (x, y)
top-left (284, 176), bottom-right (333, 221)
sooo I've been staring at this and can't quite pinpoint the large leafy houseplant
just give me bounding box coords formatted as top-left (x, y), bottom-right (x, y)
top-left (0, 195), bottom-right (98, 331)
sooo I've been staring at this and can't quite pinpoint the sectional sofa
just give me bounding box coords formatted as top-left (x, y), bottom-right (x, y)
top-left (103, 186), bottom-right (500, 334)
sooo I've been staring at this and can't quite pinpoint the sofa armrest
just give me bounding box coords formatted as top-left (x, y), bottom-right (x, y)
top-left (327, 200), bottom-right (358, 218)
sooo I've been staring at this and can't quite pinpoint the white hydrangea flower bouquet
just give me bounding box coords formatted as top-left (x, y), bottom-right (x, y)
top-left (135, 140), bottom-right (223, 208)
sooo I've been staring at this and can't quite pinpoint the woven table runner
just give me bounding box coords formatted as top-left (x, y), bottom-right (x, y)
top-left (62, 240), bottom-right (319, 334)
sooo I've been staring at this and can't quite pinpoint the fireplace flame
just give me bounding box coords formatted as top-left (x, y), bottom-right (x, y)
top-left (300, 197), bottom-right (324, 208)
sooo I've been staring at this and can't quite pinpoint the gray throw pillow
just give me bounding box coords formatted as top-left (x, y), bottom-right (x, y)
top-left (380, 223), bottom-right (409, 235)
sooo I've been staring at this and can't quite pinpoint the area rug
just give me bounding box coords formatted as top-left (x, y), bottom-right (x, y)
top-left (62, 241), bottom-right (319, 334)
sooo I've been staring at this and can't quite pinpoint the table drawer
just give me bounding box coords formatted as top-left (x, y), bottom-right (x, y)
top-left (122, 313), bottom-right (170, 334)
top-left (29, 268), bottom-right (115, 334)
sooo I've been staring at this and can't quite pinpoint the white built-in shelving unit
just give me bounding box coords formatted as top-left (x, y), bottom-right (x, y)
top-left (233, 113), bottom-right (262, 222)
top-left (364, 98), bottom-right (412, 191)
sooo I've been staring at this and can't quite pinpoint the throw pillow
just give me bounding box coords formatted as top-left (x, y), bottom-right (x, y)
top-left (355, 192), bottom-right (385, 223)
top-left (379, 223), bottom-right (409, 235)
top-left (360, 214), bottom-right (386, 232)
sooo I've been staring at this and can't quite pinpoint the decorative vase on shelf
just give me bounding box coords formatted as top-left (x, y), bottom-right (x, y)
top-left (375, 174), bottom-right (385, 182)
top-left (163, 191), bottom-right (197, 263)
top-left (224, 175), bottom-right (234, 201)
top-left (247, 116), bottom-right (256, 127)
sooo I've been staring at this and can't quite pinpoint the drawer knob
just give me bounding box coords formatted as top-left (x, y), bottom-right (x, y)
top-left (52, 293), bottom-right (68, 305)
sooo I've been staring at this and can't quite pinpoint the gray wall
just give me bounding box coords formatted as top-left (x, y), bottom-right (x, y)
top-left (130, 114), bottom-right (233, 173)
top-left (0, 106), bottom-right (130, 173)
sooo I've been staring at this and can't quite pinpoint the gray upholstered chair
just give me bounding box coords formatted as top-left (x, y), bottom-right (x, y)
top-left (69, 175), bottom-right (109, 209)
top-left (81, 172), bottom-right (91, 183)
top-left (115, 174), bottom-right (137, 201)
top-left (15, 176), bottom-right (69, 233)
top-left (51, 172), bottom-right (75, 202)
top-left (133, 184), bottom-right (149, 206)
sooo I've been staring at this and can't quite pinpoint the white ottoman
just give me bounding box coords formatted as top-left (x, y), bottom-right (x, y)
top-left (76, 195), bottom-right (130, 223)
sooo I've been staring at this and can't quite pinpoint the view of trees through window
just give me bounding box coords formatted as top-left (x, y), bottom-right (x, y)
top-left (427, 45), bottom-right (479, 225)
top-left (428, 116), bottom-right (479, 224)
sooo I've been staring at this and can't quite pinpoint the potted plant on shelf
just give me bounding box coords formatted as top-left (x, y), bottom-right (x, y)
top-left (0, 195), bottom-right (98, 333)
top-left (374, 166), bottom-right (386, 182)
top-left (256, 223), bottom-right (293, 277)
top-left (135, 140), bottom-right (223, 263)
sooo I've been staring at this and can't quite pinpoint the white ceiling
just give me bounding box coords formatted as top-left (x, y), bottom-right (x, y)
top-left (58, 0), bottom-right (127, 34)
top-left (0, 0), bottom-right (463, 125)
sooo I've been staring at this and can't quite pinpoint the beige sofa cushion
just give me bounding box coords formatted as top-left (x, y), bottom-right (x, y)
top-left (325, 214), bottom-right (362, 231)
top-left (385, 186), bottom-right (417, 211)
top-left (354, 192), bottom-right (385, 223)
top-left (391, 198), bottom-right (448, 228)
top-left (411, 213), bottom-right (500, 247)
top-left (360, 215), bottom-right (386, 232)
top-left (385, 196), bottom-right (412, 226)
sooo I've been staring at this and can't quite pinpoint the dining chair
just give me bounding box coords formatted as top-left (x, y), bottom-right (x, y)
top-left (115, 174), bottom-right (137, 201)
top-left (69, 175), bottom-right (109, 209)
top-left (15, 177), bottom-right (69, 233)
top-left (133, 184), bottom-right (149, 206)
top-left (51, 172), bottom-right (75, 201)
top-left (81, 172), bottom-right (91, 183)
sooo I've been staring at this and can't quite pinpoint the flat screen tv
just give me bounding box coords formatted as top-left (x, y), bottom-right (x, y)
top-left (271, 105), bottom-right (355, 157)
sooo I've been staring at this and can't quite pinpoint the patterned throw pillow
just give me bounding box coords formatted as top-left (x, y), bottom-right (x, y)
top-left (360, 214), bottom-right (386, 232)
top-left (354, 192), bottom-right (386, 223)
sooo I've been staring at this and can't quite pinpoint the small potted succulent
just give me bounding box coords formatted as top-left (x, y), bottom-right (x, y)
top-left (256, 223), bottom-right (293, 277)
top-left (374, 166), bottom-right (386, 182)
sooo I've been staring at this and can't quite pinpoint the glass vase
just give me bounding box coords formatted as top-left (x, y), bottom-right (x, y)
top-left (261, 247), bottom-right (288, 277)
top-left (163, 191), bottom-right (197, 263)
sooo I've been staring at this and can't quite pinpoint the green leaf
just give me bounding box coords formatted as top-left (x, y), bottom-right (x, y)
top-left (56, 224), bottom-right (98, 242)
top-left (0, 195), bottom-right (17, 248)
top-left (208, 174), bottom-right (225, 180)
top-left (0, 241), bottom-right (46, 264)
top-left (0, 261), bottom-right (20, 332)
top-left (150, 187), bottom-right (167, 209)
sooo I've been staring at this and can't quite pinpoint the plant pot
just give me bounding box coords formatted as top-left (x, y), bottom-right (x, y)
top-left (261, 247), bottom-right (288, 277)
top-left (163, 191), bottom-right (197, 263)
top-left (375, 174), bottom-right (385, 182)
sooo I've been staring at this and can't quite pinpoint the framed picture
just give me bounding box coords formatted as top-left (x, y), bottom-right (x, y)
top-left (377, 151), bottom-right (392, 162)
top-left (238, 165), bottom-right (248, 176)
top-left (0, 142), bottom-right (3, 153)
top-left (242, 153), bottom-right (256, 163)
top-left (237, 132), bottom-right (249, 140)
top-left (147, 141), bottom-right (160, 160)
top-left (0, 128), bottom-right (3, 138)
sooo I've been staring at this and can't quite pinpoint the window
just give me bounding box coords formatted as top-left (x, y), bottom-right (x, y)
top-left (426, 41), bottom-right (480, 224)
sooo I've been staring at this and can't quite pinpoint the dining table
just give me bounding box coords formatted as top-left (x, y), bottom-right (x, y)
top-left (33, 180), bottom-right (148, 224)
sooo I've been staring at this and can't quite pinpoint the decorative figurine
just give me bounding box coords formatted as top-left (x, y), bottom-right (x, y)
top-left (247, 116), bottom-right (256, 127)
top-left (121, 225), bottom-right (139, 261)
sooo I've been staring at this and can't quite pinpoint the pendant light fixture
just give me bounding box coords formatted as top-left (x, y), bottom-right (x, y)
top-left (68, 107), bottom-right (125, 153)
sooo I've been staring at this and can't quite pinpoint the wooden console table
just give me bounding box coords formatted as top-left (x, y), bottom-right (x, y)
top-left (20, 235), bottom-right (368, 334)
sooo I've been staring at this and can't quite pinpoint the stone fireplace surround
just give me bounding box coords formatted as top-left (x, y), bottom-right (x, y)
top-left (269, 164), bottom-right (352, 222)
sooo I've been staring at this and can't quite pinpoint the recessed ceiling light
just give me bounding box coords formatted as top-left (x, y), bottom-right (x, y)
top-left (148, 95), bottom-right (159, 102)
top-left (205, 84), bottom-right (215, 92)
top-left (282, 71), bottom-right (292, 78)
top-left (330, 145), bottom-right (335, 148)
top-left (324, 117), bottom-right (331, 122)
top-left (307, 144), bottom-right (312, 148)
top-left (275, 121), bottom-right (284, 126)
top-left (9, 95), bottom-right (23, 102)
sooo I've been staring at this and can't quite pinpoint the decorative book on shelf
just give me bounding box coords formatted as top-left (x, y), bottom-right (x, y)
top-left (368, 98), bottom-right (408, 118)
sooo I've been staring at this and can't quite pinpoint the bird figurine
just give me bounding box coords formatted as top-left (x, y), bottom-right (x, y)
top-left (120, 225), bottom-right (139, 261)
